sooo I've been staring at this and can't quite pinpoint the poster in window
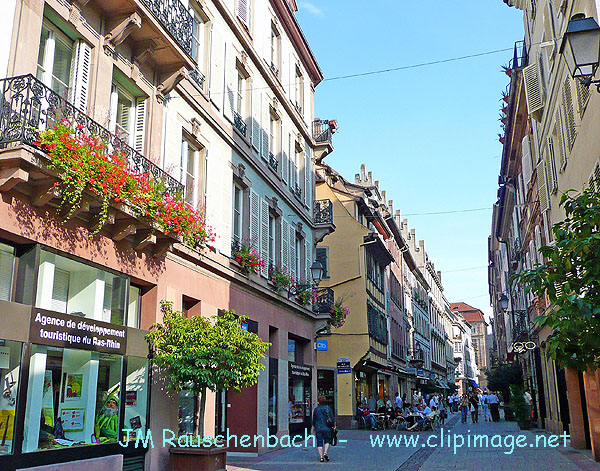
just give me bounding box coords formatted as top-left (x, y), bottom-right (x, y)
top-left (0, 409), bottom-right (15, 449)
top-left (289, 401), bottom-right (304, 423)
top-left (65, 373), bottom-right (83, 400)
top-left (125, 391), bottom-right (137, 406)
top-left (129, 415), bottom-right (142, 430)
top-left (60, 408), bottom-right (85, 431)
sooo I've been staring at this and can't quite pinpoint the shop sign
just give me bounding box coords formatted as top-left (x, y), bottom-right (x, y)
top-left (29, 308), bottom-right (127, 355)
top-left (406, 367), bottom-right (417, 375)
top-left (416, 368), bottom-right (424, 377)
top-left (337, 357), bottom-right (351, 374)
top-left (316, 340), bottom-right (328, 351)
top-left (289, 362), bottom-right (312, 379)
top-left (429, 373), bottom-right (436, 380)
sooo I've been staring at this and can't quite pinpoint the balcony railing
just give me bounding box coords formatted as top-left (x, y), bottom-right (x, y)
top-left (294, 101), bottom-right (302, 115)
top-left (292, 183), bottom-right (302, 200)
top-left (0, 74), bottom-right (182, 194)
top-left (270, 62), bottom-right (279, 78)
top-left (268, 152), bottom-right (278, 172)
top-left (140, 0), bottom-right (194, 56)
top-left (189, 68), bottom-right (205, 89)
top-left (313, 287), bottom-right (334, 314)
top-left (312, 119), bottom-right (333, 144)
top-left (314, 199), bottom-right (333, 225)
top-left (233, 111), bottom-right (247, 137)
top-left (508, 40), bottom-right (528, 70)
top-left (512, 310), bottom-right (528, 339)
top-left (407, 349), bottom-right (425, 363)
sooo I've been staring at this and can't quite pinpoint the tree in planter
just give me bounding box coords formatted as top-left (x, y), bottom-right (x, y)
top-left (515, 183), bottom-right (600, 371)
top-left (146, 301), bottom-right (270, 437)
top-left (509, 384), bottom-right (531, 429)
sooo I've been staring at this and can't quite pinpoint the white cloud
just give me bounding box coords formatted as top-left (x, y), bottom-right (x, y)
top-left (299, 1), bottom-right (325, 17)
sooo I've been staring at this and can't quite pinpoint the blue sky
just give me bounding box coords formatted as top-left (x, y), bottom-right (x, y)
top-left (296, 1), bottom-right (524, 320)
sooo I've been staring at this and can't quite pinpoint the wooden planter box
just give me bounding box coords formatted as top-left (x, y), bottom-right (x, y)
top-left (169, 446), bottom-right (228, 471)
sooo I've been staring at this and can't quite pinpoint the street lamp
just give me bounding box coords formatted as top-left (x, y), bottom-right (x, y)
top-left (310, 260), bottom-right (324, 286)
top-left (559, 13), bottom-right (600, 91)
top-left (499, 293), bottom-right (509, 311)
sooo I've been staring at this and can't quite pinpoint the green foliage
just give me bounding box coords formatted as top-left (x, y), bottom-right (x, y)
top-left (515, 183), bottom-right (600, 371)
top-left (146, 301), bottom-right (270, 395)
top-left (486, 363), bottom-right (523, 393)
top-left (509, 384), bottom-right (530, 424)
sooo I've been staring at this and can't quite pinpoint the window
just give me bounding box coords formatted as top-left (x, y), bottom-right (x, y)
top-left (315, 247), bottom-right (328, 278)
top-left (191, 10), bottom-right (208, 73)
top-left (125, 356), bottom-right (149, 439)
top-left (37, 21), bottom-right (74, 97)
top-left (288, 339), bottom-right (296, 363)
top-left (112, 84), bottom-right (134, 143)
top-left (23, 346), bottom-right (123, 452)
top-left (236, 69), bottom-right (245, 116)
top-left (35, 250), bottom-right (128, 325)
top-left (181, 136), bottom-right (199, 205)
top-left (0, 339), bottom-right (23, 455)
top-left (0, 242), bottom-right (15, 301)
top-left (269, 114), bottom-right (276, 154)
top-left (270, 24), bottom-right (280, 73)
top-left (295, 235), bottom-right (301, 278)
top-left (268, 215), bottom-right (275, 266)
top-left (294, 66), bottom-right (303, 110)
top-left (232, 184), bottom-right (243, 244)
top-left (178, 390), bottom-right (197, 435)
top-left (109, 79), bottom-right (147, 153)
top-left (127, 285), bottom-right (141, 329)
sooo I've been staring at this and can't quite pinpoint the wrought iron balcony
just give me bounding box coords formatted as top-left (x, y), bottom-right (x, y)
top-left (508, 40), bottom-right (528, 70)
top-left (312, 119), bottom-right (334, 144)
top-left (270, 62), bottom-right (279, 78)
top-left (512, 310), bottom-right (528, 339)
top-left (294, 101), bottom-right (303, 115)
top-left (407, 349), bottom-right (425, 364)
top-left (314, 199), bottom-right (333, 225)
top-left (268, 152), bottom-right (278, 172)
top-left (0, 74), bottom-right (182, 194)
top-left (292, 183), bottom-right (302, 200)
top-left (189, 68), bottom-right (205, 89)
top-left (140, 0), bottom-right (194, 56)
top-left (313, 287), bottom-right (334, 314)
top-left (233, 111), bottom-right (247, 137)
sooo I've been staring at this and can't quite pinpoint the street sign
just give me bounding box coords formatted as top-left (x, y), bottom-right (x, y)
top-left (337, 357), bottom-right (351, 374)
top-left (406, 367), bottom-right (417, 375)
top-left (316, 340), bottom-right (328, 351)
top-left (417, 368), bottom-right (424, 377)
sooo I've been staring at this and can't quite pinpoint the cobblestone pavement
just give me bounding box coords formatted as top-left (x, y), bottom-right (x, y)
top-left (227, 412), bottom-right (600, 471)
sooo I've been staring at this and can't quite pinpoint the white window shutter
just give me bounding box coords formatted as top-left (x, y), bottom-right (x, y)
top-left (305, 234), bottom-right (312, 280)
top-left (282, 124), bottom-right (289, 183)
top-left (251, 84), bottom-right (260, 151)
top-left (261, 95), bottom-right (269, 160)
top-left (134, 97), bottom-right (147, 154)
top-left (288, 132), bottom-right (294, 189)
top-left (250, 189), bottom-right (260, 253)
top-left (70, 40), bottom-right (91, 111)
top-left (237, 0), bottom-right (249, 26)
top-left (51, 269), bottom-right (70, 313)
top-left (304, 143), bottom-right (311, 206)
top-left (282, 219), bottom-right (289, 273)
top-left (521, 135), bottom-right (533, 186)
top-left (224, 44), bottom-right (235, 122)
top-left (534, 226), bottom-right (543, 263)
top-left (575, 77), bottom-right (590, 116)
top-left (109, 85), bottom-right (118, 133)
top-left (556, 109), bottom-right (568, 171)
top-left (523, 62), bottom-right (544, 120)
top-left (0, 247), bottom-right (14, 301)
top-left (210, 29), bottom-right (225, 110)
top-left (289, 232), bottom-right (296, 280)
top-left (546, 137), bottom-right (558, 194)
top-left (536, 160), bottom-right (550, 213)
top-left (562, 77), bottom-right (577, 149)
top-left (589, 162), bottom-right (600, 192)
top-left (260, 199), bottom-right (269, 278)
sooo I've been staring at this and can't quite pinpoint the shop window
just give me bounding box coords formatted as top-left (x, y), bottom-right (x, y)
top-left (125, 356), bottom-right (149, 439)
top-left (0, 243), bottom-right (15, 301)
top-left (178, 390), bottom-right (197, 435)
top-left (23, 346), bottom-right (123, 452)
top-left (268, 357), bottom-right (277, 433)
top-left (127, 285), bottom-right (141, 329)
top-left (287, 339), bottom-right (296, 363)
top-left (35, 250), bottom-right (127, 325)
top-left (0, 339), bottom-right (23, 455)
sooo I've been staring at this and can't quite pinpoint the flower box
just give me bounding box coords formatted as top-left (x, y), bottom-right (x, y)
top-left (169, 445), bottom-right (228, 471)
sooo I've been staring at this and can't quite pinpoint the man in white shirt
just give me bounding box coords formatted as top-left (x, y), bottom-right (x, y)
top-left (480, 391), bottom-right (490, 422)
top-left (488, 392), bottom-right (500, 422)
top-left (429, 395), bottom-right (436, 409)
top-left (407, 404), bottom-right (432, 431)
top-left (394, 392), bottom-right (403, 410)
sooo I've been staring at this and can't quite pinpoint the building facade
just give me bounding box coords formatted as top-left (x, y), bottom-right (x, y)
top-left (0, 0), bottom-right (335, 470)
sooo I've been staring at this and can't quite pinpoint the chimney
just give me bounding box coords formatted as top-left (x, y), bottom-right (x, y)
top-left (367, 171), bottom-right (372, 185)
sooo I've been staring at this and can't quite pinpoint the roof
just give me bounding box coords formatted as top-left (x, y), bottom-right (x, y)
top-left (450, 302), bottom-right (487, 324)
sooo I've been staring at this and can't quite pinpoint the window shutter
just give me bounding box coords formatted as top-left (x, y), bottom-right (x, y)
top-left (546, 136), bottom-right (558, 194)
top-left (260, 199), bottom-right (269, 278)
top-left (316, 247), bottom-right (328, 278)
top-left (536, 160), bottom-right (550, 212)
top-left (521, 135), bottom-right (533, 186)
top-left (534, 225), bottom-right (543, 263)
top-left (70, 40), bottom-right (91, 112)
top-left (224, 44), bottom-right (235, 122)
top-left (575, 77), bottom-right (590, 116)
top-left (589, 162), bottom-right (600, 192)
top-left (289, 226), bottom-right (296, 280)
top-left (134, 97), bottom-right (147, 154)
top-left (261, 95), bottom-right (269, 160)
top-left (237, 0), bottom-right (249, 26)
top-left (282, 124), bottom-right (289, 183)
top-left (562, 77), bottom-right (577, 149)
top-left (556, 109), bottom-right (567, 171)
top-left (51, 269), bottom-right (70, 313)
top-left (523, 62), bottom-right (544, 120)
top-left (288, 133), bottom-right (294, 189)
top-left (250, 189), bottom-right (260, 253)
top-left (251, 83), bottom-right (260, 151)
top-left (305, 234), bottom-right (312, 280)
top-left (304, 143), bottom-right (311, 206)
top-left (282, 219), bottom-right (289, 273)
top-left (210, 29), bottom-right (225, 111)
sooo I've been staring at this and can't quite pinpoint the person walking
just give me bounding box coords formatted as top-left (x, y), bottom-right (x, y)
top-left (488, 391), bottom-right (500, 422)
top-left (460, 395), bottom-right (469, 424)
top-left (480, 390), bottom-right (491, 422)
top-left (469, 392), bottom-right (479, 424)
top-left (313, 395), bottom-right (335, 462)
top-left (394, 392), bottom-right (403, 411)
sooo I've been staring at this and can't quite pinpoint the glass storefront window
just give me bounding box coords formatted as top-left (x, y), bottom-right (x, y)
top-left (23, 346), bottom-right (123, 452)
top-left (268, 359), bottom-right (277, 430)
top-left (178, 390), bottom-right (196, 436)
top-left (35, 250), bottom-right (127, 325)
top-left (0, 340), bottom-right (22, 455)
top-left (0, 243), bottom-right (15, 301)
top-left (124, 357), bottom-right (148, 439)
top-left (288, 340), bottom-right (295, 363)
top-left (127, 285), bottom-right (141, 329)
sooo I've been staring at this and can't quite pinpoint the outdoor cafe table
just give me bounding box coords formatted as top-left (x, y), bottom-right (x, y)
top-left (405, 414), bottom-right (422, 427)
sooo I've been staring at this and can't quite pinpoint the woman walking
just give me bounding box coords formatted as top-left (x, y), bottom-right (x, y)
top-left (460, 395), bottom-right (469, 424)
top-left (313, 395), bottom-right (335, 462)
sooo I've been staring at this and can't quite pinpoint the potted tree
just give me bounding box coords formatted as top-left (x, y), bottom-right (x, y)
top-left (486, 362), bottom-right (523, 421)
top-left (146, 301), bottom-right (270, 471)
top-left (509, 384), bottom-right (532, 429)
